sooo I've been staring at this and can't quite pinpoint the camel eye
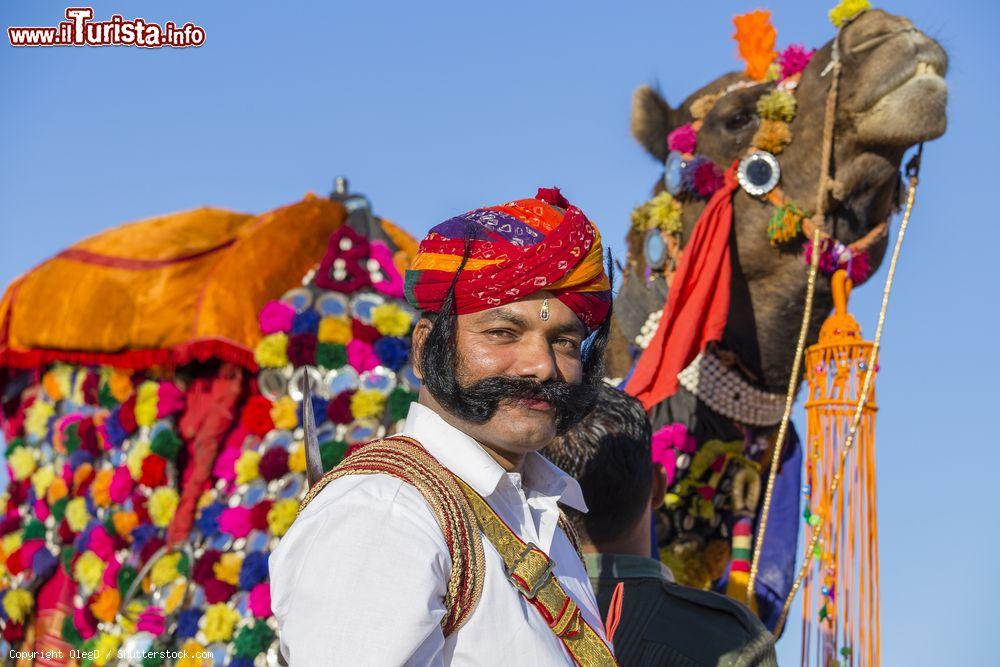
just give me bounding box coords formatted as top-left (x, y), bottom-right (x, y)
top-left (725, 110), bottom-right (754, 131)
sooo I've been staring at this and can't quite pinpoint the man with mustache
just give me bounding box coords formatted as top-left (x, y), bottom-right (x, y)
top-left (270, 188), bottom-right (617, 665)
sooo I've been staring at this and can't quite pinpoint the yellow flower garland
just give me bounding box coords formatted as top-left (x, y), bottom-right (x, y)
top-left (126, 440), bottom-right (152, 482)
top-left (2, 589), bottom-right (34, 624)
top-left (235, 450), bottom-right (262, 485)
top-left (288, 442), bottom-right (306, 473)
top-left (177, 640), bottom-right (211, 667)
top-left (93, 632), bottom-right (122, 666)
top-left (371, 303), bottom-right (413, 337)
top-left (213, 552), bottom-right (243, 586)
top-left (318, 316), bottom-right (352, 345)
top-left (134, 380), bottom-right (160, 427)
top-left (74, 551), bottom-right (106, 593)
top-left (254, 333), bottom-right (289, 368)
top-left (350, 389), bottom-right (387, 420)
top-left (270, 396), bottom-right (299, 430)
top-left (66, 497), bottom-right (91, 533)
top-left (23, 400), bottom-right (54, 440)
top-left (151, 552), bottom-right (184, 587)
top-left (202, 603), bottom-right (241, 643)
top-left (267, 499), bottom-right (298, 537)
top-left (148, 488), bottom-right (179, 528)
top-left (8, 447), bottom-right (37, 481)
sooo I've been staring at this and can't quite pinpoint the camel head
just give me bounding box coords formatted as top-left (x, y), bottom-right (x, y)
top-left (611, 8), bottom-right (948, 395)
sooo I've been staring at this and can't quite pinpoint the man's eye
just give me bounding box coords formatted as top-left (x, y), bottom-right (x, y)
top-left (486, 329), bottom-right (517, 340)
top-left (554, 337), bottom-right (581, 351)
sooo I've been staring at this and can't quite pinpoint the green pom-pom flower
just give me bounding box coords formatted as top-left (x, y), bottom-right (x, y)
top-left (316, 342), bottom-right (348, 370)
top-left (320, 440), bottom-right (349, 471)
top-left (117, 564), bottom-right (138, 595)
top-left (233, 621), bottom-right (277, 657)
top-left (388, 387), bottom-right (418, 422)
top-left (151, 428), bottom-right (183, 460)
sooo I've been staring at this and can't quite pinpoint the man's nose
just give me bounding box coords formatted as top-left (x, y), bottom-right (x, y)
top-left (511, 334), bottom-right (559, 383)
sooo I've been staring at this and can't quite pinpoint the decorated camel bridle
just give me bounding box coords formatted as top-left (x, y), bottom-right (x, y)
top-left (629, 2), bottom-right (927, 629)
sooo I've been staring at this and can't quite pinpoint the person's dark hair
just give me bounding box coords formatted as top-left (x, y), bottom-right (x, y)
top-left (415, 223), bottom-right (614, 436)
top-left (543, 384), bottom-right (652, 545)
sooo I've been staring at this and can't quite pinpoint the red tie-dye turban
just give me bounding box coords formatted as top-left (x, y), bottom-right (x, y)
top-left (404, 188), bottom-right (611, 330)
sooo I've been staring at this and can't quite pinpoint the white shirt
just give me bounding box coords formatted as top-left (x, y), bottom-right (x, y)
top-left (269, 402), bottom-right (610, 666)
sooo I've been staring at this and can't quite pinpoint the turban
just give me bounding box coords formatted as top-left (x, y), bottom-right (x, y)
top-left (404, 188), bottom-right (611, 330)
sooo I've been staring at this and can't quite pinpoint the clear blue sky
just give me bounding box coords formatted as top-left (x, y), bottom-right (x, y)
top-left (2, 1), bottom-right (996, 663)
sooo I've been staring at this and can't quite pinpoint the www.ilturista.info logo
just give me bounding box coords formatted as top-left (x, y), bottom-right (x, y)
top-left (8, 7), bottom-right (205, 48)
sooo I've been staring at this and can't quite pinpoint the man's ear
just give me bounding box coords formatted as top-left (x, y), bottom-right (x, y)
top-left (410, 317), bottom-right (434, 381)
top-left (650, 462), bottom-right (668, 510)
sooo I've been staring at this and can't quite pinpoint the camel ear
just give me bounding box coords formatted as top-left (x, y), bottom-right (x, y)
top-left (631, 85), bottom-right (676, 163)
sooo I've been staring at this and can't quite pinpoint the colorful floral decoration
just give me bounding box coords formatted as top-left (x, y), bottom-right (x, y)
top-left (0, 205), bottom-right (419, 662)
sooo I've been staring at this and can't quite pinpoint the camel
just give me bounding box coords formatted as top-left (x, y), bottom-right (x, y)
top-left (605, 8), bottom-right (948, 626)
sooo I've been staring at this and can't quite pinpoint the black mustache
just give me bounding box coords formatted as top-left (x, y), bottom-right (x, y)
top-left (457, 375), bottom-right (599, 434)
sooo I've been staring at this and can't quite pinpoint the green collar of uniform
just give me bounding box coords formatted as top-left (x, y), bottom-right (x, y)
top-left (583, 552), bottom-right (675, 583)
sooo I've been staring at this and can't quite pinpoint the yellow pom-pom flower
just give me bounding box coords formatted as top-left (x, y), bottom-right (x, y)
top-left (288, 442), bottom-right (306, 473)
top-left (177, 640), bottom-right (210, 667)
top-left (202, 603), bottom-right (241, 643)
top-left (134, 380), bottom-right (160, 427)
top-left (3, 589), bottom-right (34, 624)
top-left (631, 192), bottom-right (683, 235)
top-left (213, 552), bottom-right (243, 586)
top-left (197, 489), bottom-right (216, 510)
top-left (254, 332), bottom-right (289, 368)
top-left (756, 89), bottom-right (797, 122)
top-left (163, 579), bottom-right (187, 614)
top-left (829, 0), bottom-right (870, 27)
top-left (29, 465), bottom-right (56, 502)
top-left (235, 450), bottom-right (262, 485)
top-left (270, 395), bottom-right (298, 430)
top-left (267, 499), bottom-right (299, 537)
top-left (93, 632), bottom-right (122, 666)
top-left (66, 497), bottom-right (92, 533)
top-left (74, 551), bottom-right (107, 593)
top-left (2, 531), bottom-right (23, 558)
top-left (126, 440), bottom-right (152, 482)
top-left (8, 448), bottom-right (36, 482)
top-left (120, 600), bottom-right (145, 634)
top-left (318, 316), bottom-right (352, 345)
top-left (371, 303), bottom-right (413, 337)
top-left (350, 389), bottom-right (387, 420)
top-left (150, 552), bottom-right (184, 587)
top-left (24, 400), bottom-right (55, 440)
top-left (148, 487), bottom-right (179, 528)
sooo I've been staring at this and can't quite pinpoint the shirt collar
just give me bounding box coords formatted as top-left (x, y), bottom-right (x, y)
top-left (583, 552), bottom-right (675, 583)
top-left (400, 401), bottom-right (588, 512)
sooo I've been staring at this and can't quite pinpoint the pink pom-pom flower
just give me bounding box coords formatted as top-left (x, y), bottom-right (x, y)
top-left (259, 300), bottom-right (296, 335)
top-left (249, 582), bottom-right (272, 618)
top-left (109, 466), bottom-right (134, 504)
top-left (347, 339), bottom-right (380, 373)
top-left (218, 506), bottom-right (253, 538)
top-left (667, 123), bottom-right (698, 154)
top-left (778, 44), bottom-right (815, 80)
top-left (156, 382), bottom-right (185, 418)
top-left (137, 606), bottom-right (166, 635)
